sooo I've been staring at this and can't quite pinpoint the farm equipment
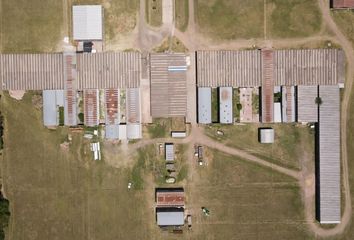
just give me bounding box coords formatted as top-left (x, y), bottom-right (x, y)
top-left (201, 207), bottom-right (210, 216)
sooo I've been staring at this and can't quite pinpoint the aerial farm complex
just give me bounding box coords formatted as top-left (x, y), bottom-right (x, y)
top-left (0, 2), bottom-right (350, 234)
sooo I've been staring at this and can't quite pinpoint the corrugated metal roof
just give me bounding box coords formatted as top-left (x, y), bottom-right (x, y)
top-left (64, 52), bottom-right (78, 126)
top-left (76, 52), bottom-right (141, 89)
top-left (156, 208), bottom-right (184, 226)
top-left (126, 88), bottom-right (140, 124)
top-left (282, 86), bottom-right (295, 122)
top-left (150, 53), bottom-right (187, 117)
top-left (105, 89), bottom-right (119, 125)
top-left (196, 49), bottom-right (344, 88)
top-left (196, 50), bottom-right (262, 87)
top-left (165, 143), bottom-right (174, 161)
top-left (73, 5), bottom-right (103, 40)
top-left (0, 54), bottom-right (64, 90)
top-left (156, 190), bottom-right (184, 207)
top-left (318, 85), bottom-right (341, 224)
top-left (273, 49), bottom-right (343, 86)
top-left (84, 89), bottom-right (99, 126)
top-left (219, 87), bottom-right (233, 124)
top-left (261, 50), bottom-right (274, 123)
top-left (297, 85), bottom-right (318, 122)
top-left (197, 87), bottom-right (212, 124)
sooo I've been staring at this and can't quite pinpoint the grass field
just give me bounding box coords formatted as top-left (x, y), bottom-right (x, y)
top-left (73, 0), bottom-right (138, 41)
top-left (267, 0), bottom-right (322, 38)
top-left (0, 91), bottom-right (316, 239)
top-left (188, 150), bottom-right (310, 239)
top-left (195, 0), bottom-right (264, 40)
top-left (146, 0), bottom-right (162, 27)
top-left (175, 0), bottom-right (189, 32)
top-left (1, 92), bottom-right (153, 239)
top-left (0, 0), bottom-right (64, 52)
top-left (204, 124), bottom-right (314, 170)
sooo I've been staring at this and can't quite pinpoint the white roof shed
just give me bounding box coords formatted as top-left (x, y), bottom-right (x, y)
top-left (259, 128), bottom-right (274, 143)
top-left (73, 5), bottom-right (103, 40)
top-left (198, 87), bottom-right (212, 124)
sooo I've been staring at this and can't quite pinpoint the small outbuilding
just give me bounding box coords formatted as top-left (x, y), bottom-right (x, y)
top-left (219, 87), bottom-right (233, 124)
top-left (165, 143), bottom-right (174, 161)
top-left (259, 128), bottom-right (274, 144)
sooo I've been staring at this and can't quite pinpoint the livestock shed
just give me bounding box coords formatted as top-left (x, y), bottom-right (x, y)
top-left (219, 87), bottom-right (233, 124)
top-left (105, 89), bottom-right (119, 125)
top-left (156, 188), bottom-right (185, 207)
top-left (196, 50), bottom-right (262, 87)
top-left (0, 53), bottom-right (64, 90)
top-left (297, 86), bottom-right (318, 123)
top-left (282, 86), bottom-right (296, 123)
top-left (64, 52), bottom-right (78, 126)
top-left (43, 90), bottom-right (65, 127)
top-left (76, 52), bottom-right (141, 89)
top-left (261, 49), bottom-right (274, 123)
top-left (195, 49), bottom-right (344, 88)
top-left (331, 0), bottom-right (354, 8)
top-left (317, 85), bottom-right (341, 224)
top-left (165, 143), bottom-right (175, 161)
top-left (126, 88), bottom-right (141, 124)
top-left (259, 128), bottom-right (274, 143)
top-left (197, 87), bottom-right (212, 124)
top-left (156, 208), bottom-right (184, 226)
top-left (84, 89), bottom-right (99, 127)
top-left (150, 53), bottom-right (187, 117)
top-left (273, 49), bottom-right (345, 86)
top-left (72, 5), bottom-right (103, 40)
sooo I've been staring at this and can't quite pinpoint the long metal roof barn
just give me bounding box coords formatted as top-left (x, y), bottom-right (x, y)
top-left (150, 53), bottom-right (187, 117)
top-left (197, 87), bottom-right (212, 124)
top-left (196, 50), bottom-right (262, 87)
top-left (72, 5), bottom-right (103, 40)
top-left (317, 85), bottom-right (341, 224)
top-left (273, 49), bottom-right (345, 86)
top-left (261, 50), bottom-right (274, 123)
top-left (84, 89), bottom-right (99, 126)
top-left (76, 52), bottom-right (141, 89)
top-left (196, 49), bottom-right (344, 88)
top-left (0, 54), bottom-right (64, 90)
top-left (332, 0), bottom-right (354, 8)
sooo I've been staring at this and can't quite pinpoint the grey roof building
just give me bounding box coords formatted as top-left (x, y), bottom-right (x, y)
top-left (219, 87), bottom-right (233, 124)
top-left (317, 85), bottom-right (341, 224)
top-left (150, 53), bottom-right (187, 117)
top-left (297, 85), bottom-right (318, 122)
top-left (156, 208), bottom-right (184, 226)
top-left (72, 5), bottom-right (103, 40)
top-left (105, 124), bottom-right (120, 139)
top-left (43, 90), bottom-right (64, 126)
top-left (197, 87), bottom-right (212, 124)
top-left (165, 143), bottom-right (174, 161)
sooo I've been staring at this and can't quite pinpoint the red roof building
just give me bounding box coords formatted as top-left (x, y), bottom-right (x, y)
top-left (332, 0), bottom-right (354, 8)
top-left (156, 188), bottom-right (184, 207)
